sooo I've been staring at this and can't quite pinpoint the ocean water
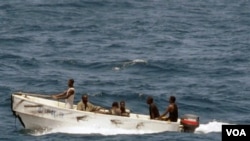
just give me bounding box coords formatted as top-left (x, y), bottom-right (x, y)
top-left (1, 0), bottom-right (250, 140)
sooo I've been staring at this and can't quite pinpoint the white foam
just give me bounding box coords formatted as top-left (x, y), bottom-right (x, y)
top-left (195, 120), bottom-right (231, 134)
top-left (132, 59), bottom-right (147, 63)
top-left (122, 59), bottom-right (147, 68)
top-left (112, 67), bottom-right (121, 71)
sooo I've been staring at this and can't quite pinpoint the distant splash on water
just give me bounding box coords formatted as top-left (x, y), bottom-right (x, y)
top-left (112, 59), bottom-right (147, 71)
top-left (27, 120), bottom-right (230, 136)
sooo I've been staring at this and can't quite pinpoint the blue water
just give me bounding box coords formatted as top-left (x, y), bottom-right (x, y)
top-left (1, 0), bottom-right (250, 140)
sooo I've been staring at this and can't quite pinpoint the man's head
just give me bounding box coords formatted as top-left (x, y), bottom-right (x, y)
top-left (82, 94), bottom-right (88, 103)
top-left (112, 102), bottom-right (119, 108)
top-left (147, 96), bottom-right (153, 104)
top-left (68, 79), bottom-right (74, 87)
top-left (169, 96), bottom-right (176, 103)
top-left (120, 101), bottom-right (125, 107)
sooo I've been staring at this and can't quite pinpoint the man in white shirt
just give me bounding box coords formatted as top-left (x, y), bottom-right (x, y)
top-left (52, 79), bottom-right (75, 109)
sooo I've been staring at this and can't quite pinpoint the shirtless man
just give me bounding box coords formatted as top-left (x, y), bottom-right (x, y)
top-left (52, 79), bottom-right (75, 109)
top-left (159, 96), bottom-right (178, 122)
top-left (146, 96), bottom-right (160, 119)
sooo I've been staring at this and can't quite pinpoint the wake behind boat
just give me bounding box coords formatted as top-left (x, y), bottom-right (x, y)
top-left (11, 92), bottom-right (199, 134)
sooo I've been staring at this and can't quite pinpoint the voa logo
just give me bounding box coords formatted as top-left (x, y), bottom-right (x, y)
top-left (226, 129), bottom-right (246, 136)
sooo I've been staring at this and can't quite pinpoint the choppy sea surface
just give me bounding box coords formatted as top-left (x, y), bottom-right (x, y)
top-left (1, 0), bottom-right (250, 141)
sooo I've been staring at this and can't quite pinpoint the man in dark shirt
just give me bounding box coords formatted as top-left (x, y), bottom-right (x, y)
top-left (146, 96), bottom-right (160, 119)
top-left (159, 96), bottom-right (178, 122)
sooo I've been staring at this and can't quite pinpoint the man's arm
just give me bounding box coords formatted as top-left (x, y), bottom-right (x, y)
top-left (77, 102), bottom-right (83, 111)
top-left (52, 91), bottom-right (67, 99)
top-left (159, 105), bottom-right (173, 119)
top-left (52, 89), bottom-right (74, 99)
top-left (87, 103), bottom-right (102, 112)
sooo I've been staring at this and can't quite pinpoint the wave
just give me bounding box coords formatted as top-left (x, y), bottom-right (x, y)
top-left (112, 59), bottom-right (148, 71)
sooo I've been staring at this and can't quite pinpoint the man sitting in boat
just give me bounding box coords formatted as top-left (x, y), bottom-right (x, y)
top-left (109, 101), bottom-right (121, 115)
top-left (158, 96), bottom-right (178, 122)
top-left (120, 100), bottom-right (130, 117)
top-left (51, 79), bottom-right (75, 109)
top-left (77, 94), bottom-right (103, 112)
top-left (146, 96), bottom-right (160, 119)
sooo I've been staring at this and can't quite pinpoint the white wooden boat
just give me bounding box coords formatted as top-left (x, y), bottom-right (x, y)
top-left (11, 92), bottom-right (199, 134)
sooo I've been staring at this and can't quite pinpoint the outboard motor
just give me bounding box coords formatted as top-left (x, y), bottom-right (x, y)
top-left (180, 114), bottom-right (199, 133)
